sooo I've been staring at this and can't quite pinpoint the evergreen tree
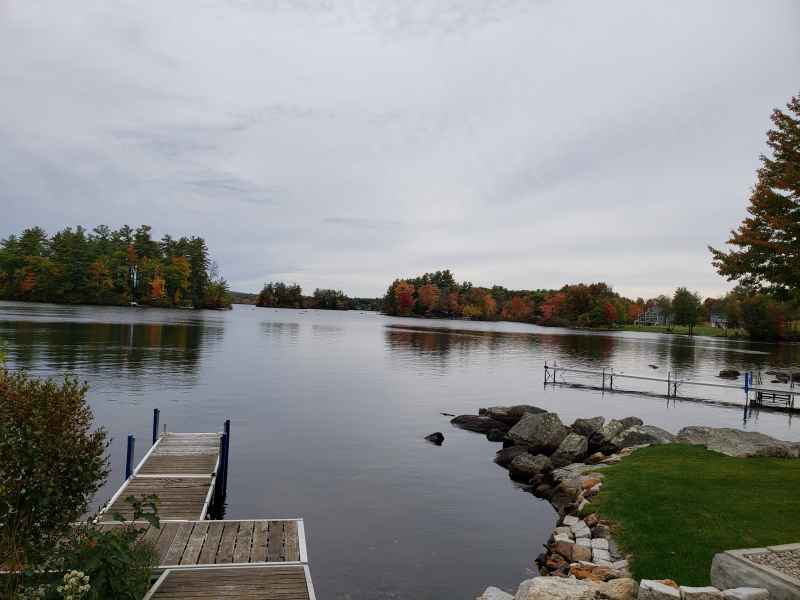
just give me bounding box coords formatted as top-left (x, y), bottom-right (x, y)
top-left (710, 92), bottom-right (800, 300)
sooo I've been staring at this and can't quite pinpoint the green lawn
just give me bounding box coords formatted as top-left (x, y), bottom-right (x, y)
top-left (586, 444), bottom-right (800, 586)
top-left (621, 324), bottom-right (747, 338)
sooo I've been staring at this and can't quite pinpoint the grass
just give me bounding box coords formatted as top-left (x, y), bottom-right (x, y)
top-left (586, 444), bottom-right (800, 586)
top-left (620, 324), bottom-right (748, 339)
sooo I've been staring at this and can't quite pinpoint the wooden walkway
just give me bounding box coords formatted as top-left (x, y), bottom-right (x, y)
top-left (144, 565), bottom-right (316, 600)
top-left (95, 519), bottom-right (306, 568)
top-left (100, 418), bottom-right (316, 598)
top-left (100, 433), bottom-right (222, 522)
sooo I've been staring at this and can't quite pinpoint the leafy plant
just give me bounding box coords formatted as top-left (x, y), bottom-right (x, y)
top-left (0, 369), bottom-right (109, 597)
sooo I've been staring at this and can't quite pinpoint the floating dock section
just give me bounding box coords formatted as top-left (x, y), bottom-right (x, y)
top-left (99, 410), bottom-right (316, 599)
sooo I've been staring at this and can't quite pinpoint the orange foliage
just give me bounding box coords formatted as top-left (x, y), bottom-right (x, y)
top-left (541, 292), bottom-right (567, 321)
top-left (481, 292), bottom-right (497, 318)
top-left (150, 271), bottom-right (166, 299)
top-left (19, 270), bottom-right (36, 293)
top-left (394, 280), bottom-right (416, 316)
top-left (418, 283), bottom-right (440, 312)
top-left (604, 301), bottom-right (618, 324)
top-left (501, 295), bottom-right (534, 321)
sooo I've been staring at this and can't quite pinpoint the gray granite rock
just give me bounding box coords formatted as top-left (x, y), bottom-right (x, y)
top-left (677, 426), bottom-right (799, 458)
top-left (610, 425), bottom-right (675, 448)
top-left (451, 415), bottom-right (509, 434)
top-left (514, 576), bottom-right (597, 600)
top-left (477, 586), bottom-right (514, 600)
top-left (638, 580), bottom-right (681, 599)
top-left (721, 589), bottom-right (769, 600)
top-left (551, 433), bottom-right (590, 467)
top-left (679, 586), bottom-right (724, 600)
top-left (479, 405), bottom-right (547, 426)
top-left (508, 412), bottom-right (569, 454)
top-left (509, 453), bottom-right (552, 480)
top-left (571, 416), bottom-right (606, 437)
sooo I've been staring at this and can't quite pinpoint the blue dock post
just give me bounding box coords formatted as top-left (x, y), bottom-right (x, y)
top-left (152, 408), bottom-right (160, 445)
top-left (125, 434), bottom-right (135, 480)
top-left (222, 419), bottom-right (231, 495)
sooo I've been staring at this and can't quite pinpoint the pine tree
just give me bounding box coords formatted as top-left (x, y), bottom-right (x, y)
top-left (710, 92), bottom-right (800, 299)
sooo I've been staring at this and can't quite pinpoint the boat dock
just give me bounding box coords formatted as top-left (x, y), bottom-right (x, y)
top-left (543, 361), bottom-right (798, 413)
top-left (98, 410), bottom-right (316, 599)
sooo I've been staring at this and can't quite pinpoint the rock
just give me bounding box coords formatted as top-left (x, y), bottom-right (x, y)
top-left (588, 452), bottom-right (607, 464)
top-left (649, 364), bottom-right (659, 369)
top-left (638, 580), bottom-right (681, 599)
top-left (477, 586), bottom-right (514, 600)
top-left (552, 463), bottom-right (608, 482)
top-left (507, 412), bottom-right (569, 454)
top-left (509, 454), bottom-right (552, 481)
top-left (593, 548), bottom-right (612, 563)
top-left (534, 483), bottom-right (553, 498)
top-left (679, 586), bottom-right (723, 600)
top-left (552, 540), bottom-right (575, 560)
top-left (573, 544), bottom-right (593, 562)
top-left (424, 432), bottom-right (444, 445)
top-left (514, 577), bottom-right (597, 600)
top-left (610, 425), bottom-right (675, 448)
top-left (451, 415), bottom-right (509, 434)
top-left (593, 524), bottom-right (612, 539)
top-left (584, 513), bottom-right (599, 528)
top-left (494, 446), bottom-right (530, 467)
top-left (718, 369), bottom-right (741, 379)
top-left (599, 578), bottom-right (639, 600)
top-left (480, 405), bottom-right (547, 425)
top-left (486, 428), bottom-right (506, 442)
top-left (545, 552), bottom-right (568, 571)
top-left (562, 515), bottom-right (580, 527)
top-left (553, 526), bottom-right (572, 538)
top-left (677, 426), bottom-right (799, 458)
top-left (721, 589), bottom-right (769, 600)
top-left (549, 478), bottom-right (583, 511)
top-left (591, 538), bottom-right (610, 550)
top-left (590, 418), bottom-right (643, 452)
top-left (572, 416), bottom-right (606, 437)
top-left (551, 433), bottom-right (590, 467)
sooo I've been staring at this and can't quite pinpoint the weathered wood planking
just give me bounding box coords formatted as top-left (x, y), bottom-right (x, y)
top-left (101, 477), bottom-right (212, 521)
top-left (100, 432), bottom-right (222, 521)
top-left (144, 565), bottom-right (314, 600)
top-left (95, 520), bottom-right (304, 567)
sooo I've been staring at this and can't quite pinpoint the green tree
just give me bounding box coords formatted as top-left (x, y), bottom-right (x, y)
top-left (710, 92), bottom-right (800, 300)
top-left (741, 295), bottom-right (785, 340)
top-left (672, 287), bottom-right (702, 334)
top-left (0, 370), bottom-right (109, 596)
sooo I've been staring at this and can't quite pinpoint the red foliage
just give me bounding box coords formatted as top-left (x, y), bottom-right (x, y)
top-left (394, 280), bottom-right (416, 316)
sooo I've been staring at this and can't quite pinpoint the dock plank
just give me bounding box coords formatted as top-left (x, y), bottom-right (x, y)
top-left (197, 521), bottom-right (224, 565)
top-left (216, 522), bottom-right (239, 563)
top-left (233, 520), bottom-right (254, 563)
top-left (180, 521), bottom-right (209, 566)
top-left (163, 521), bottom-right (194, 565)
top-left (267, 521), bottom-right (285, 562)
top-left (251, 521), bottom-right (269, 562)
top-left (285, 521), bottom-right (299, 562)
top-left (146, 566), bottom-right (311, 600)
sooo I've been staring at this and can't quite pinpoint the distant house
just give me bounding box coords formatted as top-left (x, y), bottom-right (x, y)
top-left (709, 310), bottom-right (728, 328)
top-left (634, 304), bottom-right (671, 326)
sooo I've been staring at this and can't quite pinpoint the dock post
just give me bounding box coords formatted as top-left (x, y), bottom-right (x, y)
top-left (609, 370), bottom-right (613, 390)
top-left (219, 419), bottom-right (230, 497)
top-left (667, 372), bottom-right (670, 397)
top-left (152, 408), bottom-right (160, 445)
top-left (602, 369), bottom-right (605, 390)
top-left (125, 434), bottom-right (135, 480)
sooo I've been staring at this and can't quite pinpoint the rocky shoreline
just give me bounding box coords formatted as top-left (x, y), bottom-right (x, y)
top-left (441, 406), bottom-right (799, 599)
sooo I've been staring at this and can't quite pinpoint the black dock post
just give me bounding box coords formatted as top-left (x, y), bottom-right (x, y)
top-left (125, 434), bottom-right (135, 480)
top-left (222, 419), bottom-right (231, 495)
top-left (152, 408), bottom-right (160, 445)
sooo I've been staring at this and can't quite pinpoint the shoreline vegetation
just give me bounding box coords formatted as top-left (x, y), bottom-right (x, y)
top-left (382, 270), bottom-right (799, 342)
top-left (0, 225), bottom-right (232, 310)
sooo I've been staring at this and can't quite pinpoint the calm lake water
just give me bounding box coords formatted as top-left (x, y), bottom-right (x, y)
top-left (2, 301), bottom-right (799, 599)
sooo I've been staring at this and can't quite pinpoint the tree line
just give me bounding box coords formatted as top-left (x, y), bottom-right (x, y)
top-left (255, 282), bottom-right (382, 311)
top-left (383, 92), bottom-right (800, 341)
top-left (0, 225), bottom-right (231, 309)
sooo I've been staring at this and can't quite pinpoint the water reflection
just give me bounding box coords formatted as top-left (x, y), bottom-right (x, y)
top-left (260, 321), bottom-right (300, 341)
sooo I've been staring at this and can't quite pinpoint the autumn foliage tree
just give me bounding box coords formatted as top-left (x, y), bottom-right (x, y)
top-left (710, 92), bottom-right (800, 300)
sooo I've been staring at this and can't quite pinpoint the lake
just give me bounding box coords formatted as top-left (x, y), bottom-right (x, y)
top-left (1, 300), bottom-right (799, 599)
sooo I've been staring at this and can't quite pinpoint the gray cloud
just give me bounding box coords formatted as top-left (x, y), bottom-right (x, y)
top-left (1, 0), bottom-right (798, 299)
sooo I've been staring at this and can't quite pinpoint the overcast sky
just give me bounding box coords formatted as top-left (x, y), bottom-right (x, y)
top-left (1, 1), bottom-right (798, 298)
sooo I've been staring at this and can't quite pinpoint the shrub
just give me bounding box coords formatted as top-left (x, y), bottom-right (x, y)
top-left (0, 369), bottom-right (109, 596)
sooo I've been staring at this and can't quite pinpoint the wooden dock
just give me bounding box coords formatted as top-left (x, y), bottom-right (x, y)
top-left (144, 565), bottom-right (316, 600)
top-left (99, 411), bottom-right (316, 599)
top-left (94, 519), bottom-right (307, 569)
top-left (99, 432), bottom-right (223, 522)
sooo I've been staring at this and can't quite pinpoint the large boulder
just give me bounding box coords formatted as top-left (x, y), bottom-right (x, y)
top-left (494, 446), bottom-right (531, 468)
top-left (550, 433), bottom-right (589, 468)
top-left (514, 577), bottom-right (597, 600)
top-left (589, 417), bottom-right (644, 452)
top-left (509, 454), bottom-right (552, 481)
top-left (599, 578), bottom-right (639, 600)
top-left (571, 416), bottom-right (605, 437)
top-left (477, 587), bottom-right (513, 600)
top-left (507, 412), bottom-right (569, 454)
top-left (479, 405), bottom-right (547, 426)
top-left (549, 477), bottom-right (583, 512)
top-left (450, 415), bottom-right (509, 434)
top-left (639, 580), bottom-right (680, 599)
top-left (609, 425), bottom-right (675, 448)
top-left (677, 426), bottom-right (800, 458)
